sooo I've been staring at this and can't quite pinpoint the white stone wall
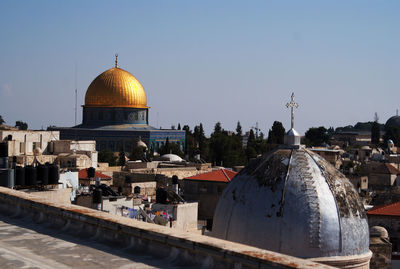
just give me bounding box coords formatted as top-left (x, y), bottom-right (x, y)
top-left (52, 140), bottom-right (96, 154)
top-left (175, 202), bottom-right (198, 231)
top-left (151, 202), bottom-right (198, 232)
top-left (0, 130), bottom-right (60, 156)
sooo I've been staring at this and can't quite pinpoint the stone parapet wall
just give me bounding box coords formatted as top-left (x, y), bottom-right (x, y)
top-left (0, 187), bottom-right (331, 269)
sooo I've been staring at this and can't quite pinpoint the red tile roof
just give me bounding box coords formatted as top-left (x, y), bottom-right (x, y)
top-left (385, 163), bottom-right (400, 175)
top-left (184, 169), bottom-right (237, 183)
top-left (368, 201), bottom-right (400, 216)
top-left (78, 169), bottom-right (111, 180)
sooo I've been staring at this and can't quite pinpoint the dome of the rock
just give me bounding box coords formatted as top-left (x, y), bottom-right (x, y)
top-left (85, 67), bottom-right (148, 108)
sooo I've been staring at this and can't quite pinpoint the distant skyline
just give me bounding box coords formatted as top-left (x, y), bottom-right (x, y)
top-left (1, 1), bottom-right (399, 136)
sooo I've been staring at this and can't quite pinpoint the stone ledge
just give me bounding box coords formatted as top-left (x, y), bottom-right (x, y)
top-left (0, 187), bottom-right (332, 269)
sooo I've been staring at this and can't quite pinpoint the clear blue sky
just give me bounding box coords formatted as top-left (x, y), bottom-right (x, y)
top-left (1, 1), bottom-right (399, 135)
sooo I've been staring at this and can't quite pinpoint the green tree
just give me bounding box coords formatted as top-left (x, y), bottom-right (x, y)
top-left (247, 129), bottom-right (256, 148)
top-left (214, 122), bottom-right (222, 134)
top-left (267, 121), bottom-right (285, 145)
top-left (371, 113), bottom-right (380, 146)
top-left (193, 123), bottom-right (208, 159)
top-left (183, 125), bottom-right (195, 159)
top-left (0, 115), bottom-right (4, 125)
top-left (177, 123), bottom-right (181, 130)
top-left (384, 125), bottom-right (400, 147)
top-left (236, 121), bottom-right (243, 136)
top-left (118, 146), bottom-right (126, 166)
top-left (209, 122), bottom-right (245, 167)
top-left (98, 149), bottom-right (117, 166)
top-left (245, 128), bottom-right (268, 159)
top-left (163, 137), bottom-right (171, 154)
top-left (159, 137), bottom-right (184, 156)
top-left (304, 127), bottom-right (329, 147)
top-left (327, 127), bottom-right (335, 136)
top-left (245, 146), bottom-right (257, 161)
top-left (15, 121), bottom-right (28, 130)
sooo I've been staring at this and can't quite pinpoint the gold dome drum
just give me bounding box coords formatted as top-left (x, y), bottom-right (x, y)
top-left (85, 67), bottom-right (148, 108)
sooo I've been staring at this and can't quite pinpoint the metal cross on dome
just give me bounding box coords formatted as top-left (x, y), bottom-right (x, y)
top-left (286, 92), bottom-right (299, 130)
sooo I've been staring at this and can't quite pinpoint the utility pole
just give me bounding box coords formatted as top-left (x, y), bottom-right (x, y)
top-left (74, 63), bottom-right (78, 126)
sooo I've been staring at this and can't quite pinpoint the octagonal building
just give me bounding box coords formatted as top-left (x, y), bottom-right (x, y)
top-left (52, 56), bottom-right (185, 153)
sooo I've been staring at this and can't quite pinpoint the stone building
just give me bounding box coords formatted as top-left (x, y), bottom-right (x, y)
top-left (0, 130), bottom-right (97, 169)
top-left (183, 168), bottom-right (237, 226)
top-left (51, 56), bottom-right (185, 153)
top-left (368, 162), bottom-right (400, 190)
top-left (330, 131), bottom-right (372, 147)
top-left (78, 168), bottom-right (111, 186)
top-left (310, 147), bottom-right (342, 169)
top-left (368, 201), bottom-right (400, 252)
top-left (0, 130), bottom-right (60, 156)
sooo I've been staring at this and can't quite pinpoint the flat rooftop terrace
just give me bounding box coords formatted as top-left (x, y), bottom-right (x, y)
top-left (0, 215), bottom-right (188, 269)
top-left (0, 187), bottom-right (332, 269)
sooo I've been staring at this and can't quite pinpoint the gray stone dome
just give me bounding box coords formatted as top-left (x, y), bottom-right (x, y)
top-left (212, 146), bottom-right (369, 259)
top-left (370, 226), bottom-right (389, 239)
top-left (385, 115), bottom-right (400, 130)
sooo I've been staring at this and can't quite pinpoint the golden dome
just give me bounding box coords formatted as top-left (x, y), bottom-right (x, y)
top-left (85, 67), bottom-right (148, 108)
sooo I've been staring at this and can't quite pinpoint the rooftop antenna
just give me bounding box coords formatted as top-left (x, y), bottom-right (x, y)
top-left (286, 92), bottom-right (299, 129)
top-left (74, 63), bottom-right (78, 126)
top-left (115, 53), bottom-right (118, 68)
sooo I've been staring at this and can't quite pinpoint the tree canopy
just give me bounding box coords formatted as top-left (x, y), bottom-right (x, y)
top-left (371, 114), bottom-right (380, 146)
top-left (159, 137), bottom-right (184, 156)
top-left (98, 149), bottom-right (117, 166)
top-left (304, 126), bottom-right (329, 147)
top-left (15, 121), bottom-right (28, 130)
top-left (118, 146), bottom-right (126, 166)
top-left (267, 121), bottom-right (285, 145)
top-left (236, 121), bottom-right (243, 136)
top-left (384, 125), bottom-right (400, 147)
top-left (209, 122), bottom-right (245, 167)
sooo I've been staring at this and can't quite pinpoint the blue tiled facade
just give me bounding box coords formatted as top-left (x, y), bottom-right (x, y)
top-left (82, 107), bottom-right (148, 126)
top-left (56, 125), bottom-right (185, 153)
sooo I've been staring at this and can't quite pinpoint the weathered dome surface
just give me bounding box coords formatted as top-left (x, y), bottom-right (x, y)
top-left (385, 116), bottom-right (400, 130)
top-left (370, 226), bottom-right (388, 239)
top-left (85, 67), bottom-right (148, 108)
top-left (161, 154), bottom-right (183, 162)
top-left (212, 147), bottom-right (369, 259)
